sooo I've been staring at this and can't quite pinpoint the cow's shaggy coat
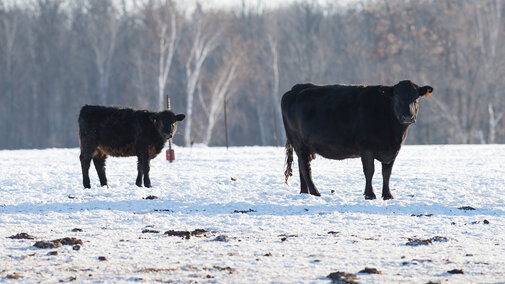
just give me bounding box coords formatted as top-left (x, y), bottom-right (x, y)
top-left (78, 105), bottom-right (185, 188)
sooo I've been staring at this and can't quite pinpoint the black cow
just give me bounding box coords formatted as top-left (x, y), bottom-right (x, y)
top-left (282, 80), bottom-right (433, 200)
top-left (78, 105), bottom-right (185, 188)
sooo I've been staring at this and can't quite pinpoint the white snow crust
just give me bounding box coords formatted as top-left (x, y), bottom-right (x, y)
top-left (1, 145), bottom-right (504, 283)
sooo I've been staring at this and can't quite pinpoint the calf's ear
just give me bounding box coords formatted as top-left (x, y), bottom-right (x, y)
top-left (379, 86), bottom-right (394, 97)
top-left (176, 114), bottom-right (185, 121)
top-left (419, 85), bottom-right (433, 98)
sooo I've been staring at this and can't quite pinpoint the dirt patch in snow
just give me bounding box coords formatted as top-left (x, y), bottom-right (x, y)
top-left (233, 209), bottom-right (256, 214)
top-left (143, 195), bottom-right (158, 200)
top-left (406, 236), bottom-right (448, 246)
top-left (327, 271), bottom-right (358, 283)
top-left (164, 229), bottom-right (209, 239)
top-left (358, 267), bottom-right (381, 274)
top-left (458, 206), bottom-right (476, 211)
top-left (8, 233), bottom-right (36, 239)
top-left (137, 268), bottom-right (177, 273)
top-left (33, 237), bottom-right (82, 249)
top-left (6, 273), bottom-right (23, 279)
top-left (411, 214), bottom-right (434, 217)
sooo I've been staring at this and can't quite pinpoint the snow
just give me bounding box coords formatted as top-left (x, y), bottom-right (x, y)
top-left (1, 145), bottom-right (505, 283)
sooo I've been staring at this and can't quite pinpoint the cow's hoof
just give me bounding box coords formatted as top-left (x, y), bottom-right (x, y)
top-left (135, 182), bottom-right (142, 187)
top-left (311, 191), bottom-right (321, 197)
top-left (382, 194), bottom-right (394, 200)
top-left (83, 185), bottom-right (91, 189)
top-left (364, 194), bottom-right (376, 200)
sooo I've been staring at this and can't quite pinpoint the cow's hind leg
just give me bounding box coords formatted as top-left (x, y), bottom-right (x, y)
top-left (297, 151), bottom-right (320, 196)
top-left (93, 150), bottom-right (108, 187)
top-left (80, 151), bottom-right (93, 189)
top-left (361, 152), bottom-right (376, 200)
top-left (381, 161), bottom-right (394, 200)
top-left (299, 167), bottom-right (309, 194)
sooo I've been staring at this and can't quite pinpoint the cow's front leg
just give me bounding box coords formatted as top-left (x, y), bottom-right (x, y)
top-left (136, 159), bottom-right (151, 187)
top-left (143, 159), bottom-right (152, 188)
top-left (136, 146), bottom-right (151, 187)
top-left (135, 168), bottom-right (143, 187)
top-left (381, 161), bottom-right (394, 200)
top-left (136, 148), bottom-right (152, 188)
top-left (361, 152), bottom-right (376, 200)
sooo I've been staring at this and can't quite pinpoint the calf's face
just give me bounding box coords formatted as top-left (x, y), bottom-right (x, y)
top-left (150, 111), bottom-right (185, 140)
top-left (381, 80), bottom-right (433, 125)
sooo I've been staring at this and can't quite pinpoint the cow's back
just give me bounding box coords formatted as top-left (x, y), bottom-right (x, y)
top-left (78, 105), bottom-right (148, 156)
top-left (281, 84), bottom-right (396, 160)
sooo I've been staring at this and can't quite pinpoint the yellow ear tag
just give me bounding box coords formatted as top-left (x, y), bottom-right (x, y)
top-left (426, 92), bottom-right (431, 98)
top-left (153, 119), bottom-right (157, 123)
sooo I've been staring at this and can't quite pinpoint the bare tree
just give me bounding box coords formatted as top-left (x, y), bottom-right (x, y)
top-left (201, 56), bottom-right (240, 145)
top-left (183, 7), bottom-right (221, 146)
top-left (1, 5), bottom-right (18, 145)
top-left (267, 33), bottom-right (284, 145)
top-left (151, 0), bottom-right (177, 111)
top-left (486, 104), bottom-right (503, 144)
top-left (86, 0), bottom-right (118, 105)
top-left (2, 0), bottom-right (505, 149)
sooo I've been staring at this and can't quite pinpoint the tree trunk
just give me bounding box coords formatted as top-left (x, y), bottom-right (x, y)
top-left (203, 57), bottom-right (238, 145)
top-left (184, 21), bottom-right (220, 146)
top-left (157, 14), bottom-right (177, 111)
top-left (268, 35), bottom-right (284, 145)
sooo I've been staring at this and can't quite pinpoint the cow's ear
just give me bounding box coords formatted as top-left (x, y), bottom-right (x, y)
top-left (419, 85), bottom-right (434, 98)
top-left (379, 86), bottom-right (393, 97)
top-left (150, 114), bottom-right (159, 124)
top-left (175, 114), bottom-right (185, 121)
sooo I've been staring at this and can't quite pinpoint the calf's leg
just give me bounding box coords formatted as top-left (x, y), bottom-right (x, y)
top-left (297, 151), bottom-right (320, 196)
top-left (361, 152), bottom-right (376, 200)
top-left (136, 148), bottom-right (151, 188)
top-left (135, 168), bottom-right (143, 187)
top-left (381, 161), bottom-right (394, 200)
top-left (93, 152), bottom-right (108, 187)
top-left (142, 159), bottom-right (152, 188)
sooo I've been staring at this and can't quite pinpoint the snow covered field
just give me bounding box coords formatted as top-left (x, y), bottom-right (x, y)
top-left (1, 145), bottom-right (505, 283)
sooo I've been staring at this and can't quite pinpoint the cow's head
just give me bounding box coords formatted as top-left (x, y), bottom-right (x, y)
top-left (380, 80), bottom-right (433, 125)
top-left (150, 111), bottom-right (185, 140)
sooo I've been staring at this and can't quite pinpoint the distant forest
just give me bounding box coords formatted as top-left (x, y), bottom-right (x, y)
top-left (1, 0), bottom-right (504, 149)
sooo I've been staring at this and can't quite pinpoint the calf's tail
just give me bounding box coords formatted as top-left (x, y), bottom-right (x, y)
top-left (284, 141), bottom-right (294, 185)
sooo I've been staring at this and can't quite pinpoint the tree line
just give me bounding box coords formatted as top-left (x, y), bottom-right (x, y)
top-left (0, 0), bottom-right (504, 149)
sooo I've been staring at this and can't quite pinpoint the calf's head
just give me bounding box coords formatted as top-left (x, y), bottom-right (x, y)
top-left (150, 111), bottom-right (185, 140)
top-left (380, 80), bottom-right (433, 125)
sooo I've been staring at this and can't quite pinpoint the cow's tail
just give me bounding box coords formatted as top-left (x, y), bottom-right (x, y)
top-left (284, 140), bottom-right (294, 185)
